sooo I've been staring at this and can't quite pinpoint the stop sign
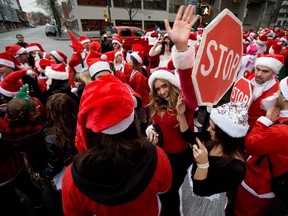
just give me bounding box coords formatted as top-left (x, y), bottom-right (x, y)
top-left (192, 9), bottom-right (242, 106)
top-left (230, 77), bottom-right (253, 106)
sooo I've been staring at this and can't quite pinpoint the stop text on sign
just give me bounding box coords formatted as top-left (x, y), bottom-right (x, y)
top-left (200, 40), bottom-right (240, 81)
top-left (231, 86), bottom-right (250, 104)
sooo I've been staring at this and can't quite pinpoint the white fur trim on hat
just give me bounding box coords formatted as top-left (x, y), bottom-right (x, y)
top-left (257, 39), bottom-right (266, 46)
top-left (74, 62), bottom-right (88, 73)
top-left (80, 39), bottom-right (91, 44)
top-left (210, 102), bottom-right (249, 138)
top-left (112, 40), bottom-right (122, 46)
top-left (50, 51), bottom-right (64, 63)
top-left (280, 37), bottom-right (288, 44)
top-left (45, 66), bottom-right (69, 80)
top-left (130, 52), bottom-right (142, 64)
top-left (254, 56), bottom-right (283, 75)
top-left (0, 59), bottom-right (14, 68)
top-left (280, 77), bottom-right (288, 100)
top-left (171, 45), bottom-right (195, 70)
top-left (0, 86), bottom-right (18, 97)
top-left (102, 110), bottom-right (135, 134)
top-left (89, 61), bottom-right (112, 78)
top-left (15, 47), bottom-right (26, 57)
top-left (26, 45), bottom-right (39, 53)
top-left (148, 69), bottom-right (180, 89)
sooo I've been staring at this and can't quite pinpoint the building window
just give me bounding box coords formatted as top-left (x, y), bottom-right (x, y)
top-left (169, 0), bottom-right (188, 13)
top-left (143, 0), bottom-right (166, 10)
top-left (77, 0), bottom-right (111, 6)
top-left (115, 20), bottom-right (142, 28)
top-left (81, 19), bottom-right (107, 31)
top-left (114, 0), bottom-right (141, 8)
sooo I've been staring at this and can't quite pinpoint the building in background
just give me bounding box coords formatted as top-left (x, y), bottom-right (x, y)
top-left (0, 0), bottom-right (29, 31)
top-left (65, 0), bottom-right (285, 36)
top-left (275, 0), bottom-right (288, 28)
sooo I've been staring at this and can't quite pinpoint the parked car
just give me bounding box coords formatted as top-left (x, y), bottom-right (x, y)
top-left (90, 26), bottom-right (146, 51)
top-left (29, 23), bottom-right (36, 28)
top-left (111, 26), bottom-right (145, 50)
top-left (45, 25), bottom-right (57, 37)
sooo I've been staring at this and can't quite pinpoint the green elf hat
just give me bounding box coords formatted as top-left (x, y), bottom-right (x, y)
top-left (15, 84), bottom-right (30, 100)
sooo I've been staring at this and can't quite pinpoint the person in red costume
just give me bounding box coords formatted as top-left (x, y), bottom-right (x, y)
top-left (247, 53), bottom-right (284, 128)
top-left (61, 75), bottom-right (172, 216)
top-left (146, 5), bottom-right (199, 215)
top-left (235, 76), bottom-right (288, 215)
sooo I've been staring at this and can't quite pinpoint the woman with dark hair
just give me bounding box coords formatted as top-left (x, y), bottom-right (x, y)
top-left (128, 52), bottom-right (150, 133)
top-left (61, 74), bottom-right (172, 216)
top-left (43, 93), bottom-right (78, 189)
top-left (177, 97), bottom-right (248, 215)
top-left (148, 32), bottom-right (174, 70)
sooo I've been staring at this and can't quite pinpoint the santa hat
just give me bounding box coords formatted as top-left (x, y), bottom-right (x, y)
top-left (148, 31), bottom-right (159, 45)
top-left (69, 53), bottom-right (88, 73)
top-left (86, 50), bottom-right (112, 78)
top-left (25, 43), bottom-right (45, 53)
top-left (148, 69), bottom-right (180, 89)
top-left (279, 36), bottom-right (288, 44)
top-left (210, 102), bottom-right (249, 138)
top-left (280, 76), bottom-right (288, 100)
top-left (79, 35), bottom-right (91, 45)
top-left (197, 24), bottom-right (204, 31)
top-left (68, 31), bottom-right (84, 55)
top-left (45, 63), bottom-right (68, 80)
top-left (0, 52), bottom-right (21, 69)
top-left (268, 43), bottom-right (282, 54)
top-left (112, 35), bottom-right (123, 46)
top-left (75, 74), bottom-right (135, 152)
top-left (254, 53), bottom-right (284, 74)
top-left (130, 52), bottom-right (142, 65)
top-left (35, 59), bottom-right (54, 73)
top-left (50, 50), bottom-right (67, 64)
top-left (163, 33), bottom-right (169, 38)
top-left (246, 44), bottom-right (258, 55)
top-left (0, 69), bottom-right (27, 97)
top-left (257, 35), bottom-right (268, 45)
top-left (114, 51), bottom-right (123, 58)
top-left (5, 45), bottom-right (26, 57)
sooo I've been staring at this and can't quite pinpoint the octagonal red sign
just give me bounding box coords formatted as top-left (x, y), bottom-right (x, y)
top-left (230, 77), bottom-right (253, 106)
top-left (192, 9), bottom-right (243, 106)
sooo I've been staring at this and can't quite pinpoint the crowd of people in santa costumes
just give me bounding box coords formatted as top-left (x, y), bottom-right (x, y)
top-left (0, 3), bottom-right (288, 216)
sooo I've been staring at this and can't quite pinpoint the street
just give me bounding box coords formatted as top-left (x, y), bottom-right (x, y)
top-left (0, 26), bottom-right (72, 60)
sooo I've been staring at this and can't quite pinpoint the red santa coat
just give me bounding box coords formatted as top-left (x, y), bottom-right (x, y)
top-left (248, 76), bottom-right (279, 128)
top-left (61, 146), bottom-right (172, 216)
top-left (129, 70), bottom-right (150, 106)
top-left (237, 115), bottom-right (288, 208)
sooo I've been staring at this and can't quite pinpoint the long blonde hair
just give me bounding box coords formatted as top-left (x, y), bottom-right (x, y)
top-left (149, 78), bottom-right (180, 118)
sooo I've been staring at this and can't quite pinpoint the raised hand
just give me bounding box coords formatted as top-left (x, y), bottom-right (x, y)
top-left (176, 92), bottom-right (186, 115)
top-left (193, 137), bottom-right (208, 165)
top-left (164, 5), bottom-right (199, 52)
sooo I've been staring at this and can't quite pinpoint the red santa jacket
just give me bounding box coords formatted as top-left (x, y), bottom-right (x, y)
top-left (61, 146), bottom-right (172, 216)
top-left (242, 115), bottom-right (288, 198)
top-left (248, 76), bottom-right (279, 128)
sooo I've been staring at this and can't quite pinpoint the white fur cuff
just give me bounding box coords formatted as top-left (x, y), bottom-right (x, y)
top-left (257, 116), bottom-right (273, 127)
top-left (171, 45), bottom-right (195, 70)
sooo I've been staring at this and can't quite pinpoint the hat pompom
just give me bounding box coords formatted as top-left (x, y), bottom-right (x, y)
top-left (210, 102), bottom-right (249, 138)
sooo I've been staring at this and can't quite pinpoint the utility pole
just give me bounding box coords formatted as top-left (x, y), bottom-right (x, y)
top-left (50, 0), bottom-right (62, 37)
top-left (107, 0), bottom-right (112, 30)
top-left (257, 0), bottom-right (268, 32)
